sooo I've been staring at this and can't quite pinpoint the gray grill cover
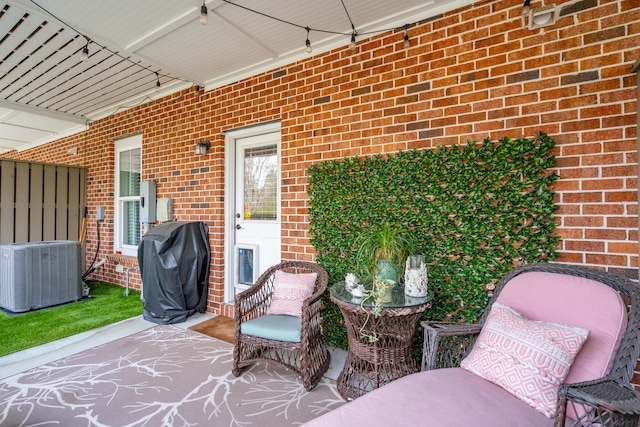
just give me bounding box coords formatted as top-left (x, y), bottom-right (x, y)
top-left (138, 221), bottom-right (210, 324)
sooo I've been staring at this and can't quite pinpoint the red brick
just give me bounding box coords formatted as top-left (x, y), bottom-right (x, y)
top-left (557, 252), bottom-right (585, 264)
top-left (561, 119), bottom-right (603, 133)
top-left (608, 217), bottom-right (639, 228)
top-left (602, 165), bottom-right (638, 177)
top-left (541, 110), bottom-right (579, 123)
top-left (488, 107), bottom-right (519, 119)
top-left (605, 191), bottom-right (638, 203)
top-left (565, 240), bottom-right (605, 252)
top-left (585, 254), bottom-right (629, 267)
top-left (585, 228), bottom-right (627, 240)
top-left (582, 153), bottom-right (624, 166)
top-left (562, 192), bottom-right (603, 204)
top-left (554, 227), bottom-right (583, 239)
top-left (608, 242), bottom-right (638, 254)
top-left (561, 143), bottom-right (602, 156)
top-left (582, 179), bottom-right (625, 191)
top-left (564, 216), bottom-right (604, 227)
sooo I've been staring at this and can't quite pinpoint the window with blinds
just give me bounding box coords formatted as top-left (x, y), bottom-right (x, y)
top-left (114, 135), bottom-right (142, 255)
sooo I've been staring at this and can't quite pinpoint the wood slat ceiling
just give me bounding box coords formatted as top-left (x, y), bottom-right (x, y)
top-left (0, 0), bottom-right (475, 153)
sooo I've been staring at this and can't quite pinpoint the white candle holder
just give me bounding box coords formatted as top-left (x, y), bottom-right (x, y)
top-left (404, 255), bottom-right (428, 297)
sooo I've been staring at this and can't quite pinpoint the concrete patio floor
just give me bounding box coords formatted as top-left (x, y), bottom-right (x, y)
top-left (0, 312), bottom-right (346, 381)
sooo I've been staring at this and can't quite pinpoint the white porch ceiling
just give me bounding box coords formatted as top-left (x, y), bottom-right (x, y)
top-left (0, 0), bottom-right (475, 154)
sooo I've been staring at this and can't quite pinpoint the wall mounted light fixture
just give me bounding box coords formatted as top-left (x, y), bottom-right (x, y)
top-left (195, 140), bottom-right (211, 156)
top-left (528, 4), bottom-right (559, 30)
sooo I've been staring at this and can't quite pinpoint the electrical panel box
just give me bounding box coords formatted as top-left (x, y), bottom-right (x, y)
top-left (157, 198), bottom-right (174, 222)
top-left (140, 182), bottom-right (156, 223)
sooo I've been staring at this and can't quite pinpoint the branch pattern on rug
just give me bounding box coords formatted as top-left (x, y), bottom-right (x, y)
top-left (0, 325), bottom-right (343, 427)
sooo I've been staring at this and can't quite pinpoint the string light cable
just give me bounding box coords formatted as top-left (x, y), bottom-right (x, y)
top-left (28, 0), bottom-right (190, 88)
top-left (219, 0), bottom-right (413, 49)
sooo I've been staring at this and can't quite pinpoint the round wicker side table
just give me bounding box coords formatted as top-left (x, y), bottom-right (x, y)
top-left (330, 283), bottom-right (433, 401)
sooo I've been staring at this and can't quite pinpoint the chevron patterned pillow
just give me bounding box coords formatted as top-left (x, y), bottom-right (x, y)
top-left (267, 270), bottom-right (318, 317)
top-left (460, 302), bottom-right (590, 418)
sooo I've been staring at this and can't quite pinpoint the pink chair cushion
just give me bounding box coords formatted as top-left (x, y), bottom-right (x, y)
top-left (267, 270), bottom-right (317, 317)
top-left (302, 368), bottom-right (555, 427)
top-left (496, 271), bottom-right (627, 386)
top-left (461, 302), bottom-right (589, 417)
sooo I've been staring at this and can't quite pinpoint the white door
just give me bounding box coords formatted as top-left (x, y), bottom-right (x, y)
top-left (227, 130), bottom-right (281, 298)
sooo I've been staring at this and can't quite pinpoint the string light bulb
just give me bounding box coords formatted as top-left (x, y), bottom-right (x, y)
top-left (80, 39), bottom-right (90, 62)
top-left (522, 0), bottom-right (531, 15)
top-left (403, 24), bottom-right (410, 49)
top-left (155, 72), bottom-right (161, 92)
top-left (305, 27), bottom-right (312, 53)
top-left (200, 1), bottom-right (208, 25)
top-left (350, 31), bottom-right (357, 50)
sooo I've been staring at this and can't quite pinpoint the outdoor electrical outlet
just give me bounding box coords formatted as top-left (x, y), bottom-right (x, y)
top-left (115, 264), bottom-right (124, 273)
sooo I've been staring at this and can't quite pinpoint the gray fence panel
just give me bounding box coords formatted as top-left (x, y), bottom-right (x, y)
top-left (0, 160), bottom-right (86, 244)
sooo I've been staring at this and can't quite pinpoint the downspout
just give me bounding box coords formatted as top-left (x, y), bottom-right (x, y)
top-left (632, 59), bottom-right (640, 283)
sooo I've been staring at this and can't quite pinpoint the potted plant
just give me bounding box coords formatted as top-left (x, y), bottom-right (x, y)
top-left (348, 225), bottom-right (415, 342)
top-left (355, 224), bottom-right (410, 285)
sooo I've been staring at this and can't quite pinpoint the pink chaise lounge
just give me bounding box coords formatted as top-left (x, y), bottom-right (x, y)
top-left (304, 262), bottom-right (640, 427)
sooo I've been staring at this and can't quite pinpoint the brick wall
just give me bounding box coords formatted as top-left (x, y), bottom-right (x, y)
top-left (5, 0), bottom-right (639, 319)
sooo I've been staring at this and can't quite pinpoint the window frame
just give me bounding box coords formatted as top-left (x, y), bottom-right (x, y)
top-left (113, 134), bottom-right (142, 256)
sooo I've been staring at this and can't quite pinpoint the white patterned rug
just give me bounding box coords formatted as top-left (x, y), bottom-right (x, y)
top-left (0, 325), bottom-right (344, 426)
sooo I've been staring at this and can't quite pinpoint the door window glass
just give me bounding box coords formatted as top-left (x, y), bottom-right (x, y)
top-left (243, 144), bottom-right (277, 221)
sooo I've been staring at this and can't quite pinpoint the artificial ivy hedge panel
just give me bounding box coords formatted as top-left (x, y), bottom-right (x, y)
top-left (308, 133), bottom-right (560, 350)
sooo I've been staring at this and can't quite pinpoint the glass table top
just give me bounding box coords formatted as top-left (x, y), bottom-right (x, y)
top-left (330, 282), bottom-right (433, 309)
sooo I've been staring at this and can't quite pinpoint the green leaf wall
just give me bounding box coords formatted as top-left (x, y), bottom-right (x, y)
top-left (308, 133), bottom-right (560, 350)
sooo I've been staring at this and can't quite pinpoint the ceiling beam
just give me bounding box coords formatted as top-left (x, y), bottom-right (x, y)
top-left (0, 99), bottom-right (87, 125)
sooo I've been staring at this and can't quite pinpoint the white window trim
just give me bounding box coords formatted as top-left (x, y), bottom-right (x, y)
top-left (114, 134), bottom-right (142, 256)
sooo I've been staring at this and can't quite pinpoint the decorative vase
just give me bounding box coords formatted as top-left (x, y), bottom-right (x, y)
top-left (376, 259), bottom-right (396, 282)
top-left (404, 255), bottom-right (428, 297)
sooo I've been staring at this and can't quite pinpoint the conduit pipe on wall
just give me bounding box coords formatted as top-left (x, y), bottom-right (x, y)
top-left (125, 265), bottom-right (140, 298)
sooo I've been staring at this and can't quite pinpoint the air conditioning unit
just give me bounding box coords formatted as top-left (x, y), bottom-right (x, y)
top-left (235, 244), bottom-right (259, 292)
top-left (0, 240), bottom-right (82, 313)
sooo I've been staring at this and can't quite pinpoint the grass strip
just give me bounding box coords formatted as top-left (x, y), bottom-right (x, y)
top-left (0, 281), bottom-right (143, 357)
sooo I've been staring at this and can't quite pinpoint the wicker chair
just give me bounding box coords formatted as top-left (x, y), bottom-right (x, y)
top-left (422, 262), bottom-right (640, 427)
top-left (232, 261), bottom-right (330, 391)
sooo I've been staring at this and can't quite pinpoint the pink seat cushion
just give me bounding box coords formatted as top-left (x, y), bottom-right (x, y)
top-left (302, 368), bottom-right (555, 427)
top-left (496, 271), bottom-right (627, 385)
